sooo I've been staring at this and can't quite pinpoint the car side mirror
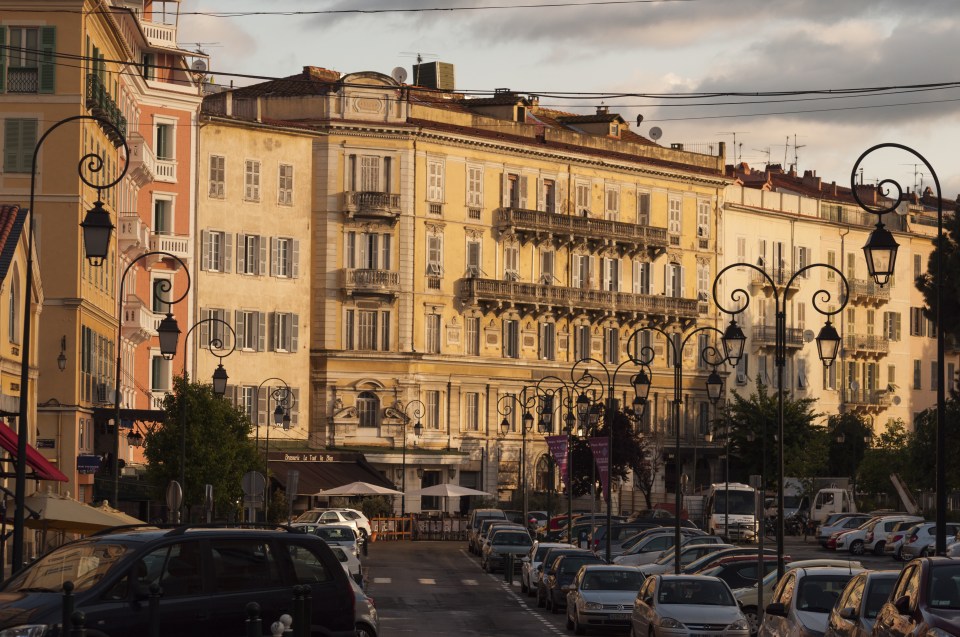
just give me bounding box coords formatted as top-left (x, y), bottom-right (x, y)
top-left (893, 595), bottom-right (911, 614)
top-left (838, 607), bottom-right (858, 620)
top-left (764, 602), bottom-right (787, 617)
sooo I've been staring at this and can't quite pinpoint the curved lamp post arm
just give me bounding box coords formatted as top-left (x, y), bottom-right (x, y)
top-left (182, 316), bottom-right (238, 377)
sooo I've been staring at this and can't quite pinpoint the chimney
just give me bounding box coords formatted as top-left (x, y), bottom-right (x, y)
top-left (302, 66), bottom-right (340, 82)
top-left (596, 104), bottom-right (609, 115)
top-left (801, 170), bottom-right (821, 190)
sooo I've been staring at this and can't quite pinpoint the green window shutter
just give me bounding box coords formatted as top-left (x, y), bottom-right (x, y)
top-left (38, 27), bottom-right (55, 94)
top-left (0, 28), bottom-right (6, 92)
top-left (20, 119), bottom-right (37, 172)
top-left (4, 119), bottom-right (19, 172)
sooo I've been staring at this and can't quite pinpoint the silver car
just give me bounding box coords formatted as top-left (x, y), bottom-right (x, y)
top-left (758, 567), bottom-right (862, 637)
top-left (631, 574), bottom-right (750, 637)
top-left (825, 570), bottom-right (898, 637)
top-left (565, 565), bottom-right (648, 634)
top-left (643, 544), bottom-right (735, 576)
top-left (312, 524), bottom-right (360, 557)
top-left (900, 522), bottom-right (960, 559)
top-left (351, 578), bottom-right (379, 637)
top-left (522, 541), bottom-right (571, 597)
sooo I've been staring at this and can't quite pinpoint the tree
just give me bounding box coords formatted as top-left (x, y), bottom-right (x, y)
top-left (568, 410), bottom-right (646, 499)
top-left (903, 401), bottom-right (960, 493)
top-left (714, 378), bottom-right (826, 491)
top-left (144, 376), bottom-right (261, 520)
top-left (826, 412), bottom-right (872, 480)
top-left (916, 198), bottom-right (960, 341)
top-left (857, 419), bottom-right (909, 497)
top-left (633, 429), bottom-right (667, 510)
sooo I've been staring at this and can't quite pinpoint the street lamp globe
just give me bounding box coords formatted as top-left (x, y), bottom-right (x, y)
top-left (500, 416), bottom-right (511, 436)
top-left (721, 319), bottom-right (747, 367)
top-left (706, 369), bottom-right (724, 405)
top-left (564, 410), bottom-right (576, 434)
top-left (79, 199), bottom-right (114, 265)
top-left (632, 369), bottom-right (652, 404)
top-left (862, 222), bottom-right (899, 287)
top-left (156, 313), bottom-right (181, 360)
top-left (522, 410), bottom-right (534, 432)
top-left (576, 393), bottom-right (590, 425)
top-left (413, 419), bottom-right (423, 438)
top-left (815, 320), bottom-right (842, 367)
top-left (212, 364), bottom-right (228, 397)
top-left (273, 404), bottom-right (284, 426)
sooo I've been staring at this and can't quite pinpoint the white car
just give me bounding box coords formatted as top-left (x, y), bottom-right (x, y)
top-left (833, 517), bottom-right (883, 554)
top-left (611, 533), bottom-right (676, 566)
top-left (331, 545), bottom-right (363, 585)
top-left (295, 508), bottom-right (371, 538)
top-left (758, 567), bottom-right (863, 637)
top-left (862, 515), bottom-right (923, 555)
top-left (643, 543), bottom-right (735, 575)
top-left (631, 574), bottom-right (750, 637)
top-left (521, 541), bottom-right (571, 597)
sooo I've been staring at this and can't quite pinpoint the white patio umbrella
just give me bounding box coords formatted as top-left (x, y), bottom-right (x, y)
top-left (413, 484), bottom-right (491, 498)
top-left (314, 481), bottom-right (403, 496)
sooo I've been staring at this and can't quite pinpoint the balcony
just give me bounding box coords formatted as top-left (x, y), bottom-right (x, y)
top-left (140, 19), bottom-right (177, 48)
top-left (85, 74), bottom-right (127, 146)
top-left (456, 277), bottom-right (700, 326)
top-left (847, 278), bottom-right (890, 305)
top-left (118, 212), bottom-right (149, 259)
top-left (750, 324), bottom-right (805, 349)
top-left (124, 132), bottom-right (156, 186)
top-left (750, 268), bottom-right (802, 292)
top-left (843, 334), bottom-right (889, 357)
top-left (149, 232), bottom-right (192, 264)
top-left (341, 268), bottom-right (401, 297)
top-left (842, 388), bottom-right (892, 413)
top-left (7, 67), bottom-right (38, 93)
top-left (122, 295), bottom-right (157, 345)
top-left (495, 208), bottom-right (668, 258)
top-left (343, 191), bottom-right (401, 222)
top-left (154, 158), bottom-right (177, 183)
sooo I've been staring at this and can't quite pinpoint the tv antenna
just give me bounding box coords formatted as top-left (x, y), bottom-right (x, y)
top-left (900, 163), bottom-right (925, 194)
top-left (716, 132), bottom-right (749, 164)
top-left (788, 134), bottom-right (806, 172)
top-left (753, 147), bottom-right (771, 166)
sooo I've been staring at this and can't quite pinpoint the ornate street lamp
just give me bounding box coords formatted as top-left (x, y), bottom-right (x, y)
top-left (498, 389), bottom-right (536, 526)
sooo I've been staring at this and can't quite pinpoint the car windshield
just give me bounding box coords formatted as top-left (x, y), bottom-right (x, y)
top-left (796, 575), bottom-right (853, 613)
top-left (864, 578), bottom-right (895, 618)
top-left (655, 550), bottom-right (677, 565)
top-left (714, 489), bottom-right (755, 515)
top-left (928, 564), bottom-right (960, 610)
top-left (535, 545), bottom-right (557, 560)
top-left (658, 579), bottom-right (734, 606)
top-left (4, 541), bottom-right (133, 594)
top-left (558, 556), bottom-right (601, 574)
top-left (316, 527), bottom-right (354, 541)
top-left (295, 511), bottom-right (322, 523)
top-left (493, 532), bottom-right (531, 546)
top-left (581, 570), bottom-right (647, 591)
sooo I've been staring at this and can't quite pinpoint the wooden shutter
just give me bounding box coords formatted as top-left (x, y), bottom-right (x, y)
top-left (257, 388), bottom-right (267, 426)
top-left (269, 312), bottom-right (277, 350)
top-left (38, 27), bottom-right (56, 94)
top-left (557, 178), bottom-right (567, 214)
top-left (519, 176), bottom-right (528, 209)
top-left (0, 28), bottom-right (6, 92)
top-left (291, 240), bottom-right (300, 278)
top-left (236, 234), bottom-right (246, 273)
top-left (201, 230), bottom-right (210, 270)
top-left (501, 172), bottom-right (509, 207)
top-left (257, 312), bottom-right (266, 351)
top-left (4, 119), bottom-right (19, 172)
top-left (199, 309), bottom-right (210, 347)
top-left (572, 255), bottom-right (582, 288)
top-left (258, 236), bottom-right (267, 275)
top-left (235, 311), bottom-right (245, 348)
top-left (223, 232), bottom-right (233, 273)
top-left (291, 314), bottom-right (299, 352)
top-left (536, 177), bottom-right (544, 212)
top-left (270, 237), bottom-right (278, 276)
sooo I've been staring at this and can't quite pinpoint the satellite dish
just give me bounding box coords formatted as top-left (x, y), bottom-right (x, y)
top-left (191, 59), bottom-right (207, 73)
top-left (649, 126), bottom-right (663, 141)
top-left (636, 114), bottom-right (644, 126)
top-left (849, 380), bottom-right (860, 392)
top-left (892, 395), bottom-right (902, 405)
top-left (391, 66), bottom-right (408, 84)
top-left (803, 329), bottom-right (815, 343)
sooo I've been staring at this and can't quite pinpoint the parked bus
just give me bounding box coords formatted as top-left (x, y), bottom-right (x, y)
top-left (703, 482), bottom-right (758, 542)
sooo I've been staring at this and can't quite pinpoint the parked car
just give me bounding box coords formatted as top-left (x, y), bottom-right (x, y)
top-left (476, 519), bottom-right (524, 556)
top-left (758, 566), bottom-right (862, 637)
top-left (351, 577), bottom-right (380, 637)
top-left (295, 508), bottom-right (369, 538)
top-left (900, 522), bottom-right (960, 560)
top-left (695, 555), bottom-right (778, 591)
top-left (588, 522), bottom-right (661, 556)
top-left (330, 545), bottom-right (362, 585)
top-left (543, 553), bottom-right (606, 614)
top-left (481, 527), bottom-right (532, 573)
top-left (521, 541), bottom-right (571, 597)
top-left (816, 514), bottom-right (873, 547)
top-left (824, 570), bottom-right (898, 637)
top-left (833, 516), bottom-right (883, 554)
top-left (630, 574), bottom-right (750, 637)
top-left (682, 546), bottom-right (783, 575)
top-left (617, 526), bottom-right (705, 554)
top-left (565, 564), bottom-right (648, 634)
top-left (611, 532), bottom-right (678, 566)
top-left (536, 547), bottom-right (593, 608)
top-left (467, 508), bottom-right (506, 554)
top-left (643, 543), bottom-right (735, 575)
top-left (312, 524), bottom-right (361, 557)
top-left (874, 557), bottom-right (960, 636)
top-left (881, 520), bottom-right (927, 560)
top-left (862, 515), bottom-right (924, 556)
top-left (0, 525), bottom-right (356, 637)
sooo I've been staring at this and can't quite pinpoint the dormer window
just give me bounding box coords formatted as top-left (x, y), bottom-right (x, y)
top-left (611, 123), bottom-right (620, 136)
top-left (516, 106), bottom-right (526, 122)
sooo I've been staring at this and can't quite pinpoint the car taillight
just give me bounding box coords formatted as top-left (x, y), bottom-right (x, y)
top-left (366, 596), bottom-right (376, 608)
top-left (866, 532), bottom-right (873, 542)
top-left (892, 534), bottom-right (903, 542)
top-left (908, 534), bottom-right (918, 543)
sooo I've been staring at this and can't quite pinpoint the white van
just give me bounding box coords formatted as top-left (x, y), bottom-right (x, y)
top-left (810, 488), bottom-right (856, 525)
top-left (703, 482), bottom-right (759, 542)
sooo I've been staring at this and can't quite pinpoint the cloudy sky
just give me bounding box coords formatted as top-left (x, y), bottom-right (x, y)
top-left (178, 0), bottom-right (960, 198)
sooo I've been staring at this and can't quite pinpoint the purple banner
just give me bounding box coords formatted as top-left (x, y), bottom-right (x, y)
top-left (545, 436), bottom-right (568, 484)
top-left (589, 437), bottom-right (610, 500)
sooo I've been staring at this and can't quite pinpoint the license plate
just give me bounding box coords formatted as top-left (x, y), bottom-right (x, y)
top-left (609, 613), bottom-right (631, 620)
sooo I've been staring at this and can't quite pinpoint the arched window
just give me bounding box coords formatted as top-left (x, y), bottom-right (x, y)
top-left (534, 455), bottom-right (553, 492)
top-left (357, 392), bottom-right (379, 428)
top-left (8, 267), bottom-right (20, 344)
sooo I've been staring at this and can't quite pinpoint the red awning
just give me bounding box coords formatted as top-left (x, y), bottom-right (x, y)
top-left (0, 425), bottom-right (68, 482)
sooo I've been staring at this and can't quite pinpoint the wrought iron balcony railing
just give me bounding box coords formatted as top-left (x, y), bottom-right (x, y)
top-left (85, 74), bottom-right (127, 146)
top-left (848, 278), bottom-right (891, 304)
top-left (843, 333), bottom-right (889, 356)
top-left (750, 324), bottom-right (805, 348)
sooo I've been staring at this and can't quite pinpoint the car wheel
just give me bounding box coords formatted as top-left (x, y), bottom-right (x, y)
top-left (538, 589), bottom-right (546, 608)
top-left (356, 622), bottom-right (376, 637)
top-left (521, 578), bottom-right (528, 594)
top-left (574, 610), bottom-right (587, 635)
top-left (873, 541), bottom-right (885, 555)
top-left (551, 598), bottom-right (561, 614)
top-left (545, 595), bottom-right (553, 611)
top-left (742, 605), bottom-right (759, 636)
top-left (566, 609), bottom-right (574, 630)
top-left (850, 540), bottom-right (864, 555)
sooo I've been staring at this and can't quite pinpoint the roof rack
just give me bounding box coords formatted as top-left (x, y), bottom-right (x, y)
top-left (165, 522), bottom-right (303, 537)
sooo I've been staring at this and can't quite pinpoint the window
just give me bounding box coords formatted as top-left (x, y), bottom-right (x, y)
top-left (540, 249), bottom-right (555, 284)
top-left (575, 181), bottom-right (590, 215)
top-left (539, 322), bottom-right (555, 360)
top-left (346, 231), bottom-right (390, 271)
top-left (503, 242), bottom-right (520, 280)
top-left (278, 164), bottom-right (293, 205)
top-left (151, 355), bottom-right (171, 392)
top-left (637, 191), bottom-right (651, 225)
top-left (931, 361), bottom-right (939, 392)
top-left (235, 310), bottom-right (265, 351)
top-left (542, 179), bottom-right (556, 214)
top-left (271, 312), bottom-right (299, 352)
top-left (244, 159), bottom-right (260, 201)
top-left (199, 308), bottom-right (229, 350)
top-left (914, 254), bottom-right (922, 281)
top-left (426, 234), bottom-right (443, 276)
top-left (914, 360), bottom-right (922, 390)
top-left (736, 354), bottom-right (749, 385)
top-left (358, 310), bottom-right (378, 350)
top-left (866, 310), bottom-right (876, 336)
top-left (798, 358), bottom-right (807, 389)
top-left (668, 195), bottom-right (682, 235)
top-left (909, 307), bottom-right (928, 337)
top-left (605, 186), bottom-right (620, 220)
top-left (466, 240), bottom-right (481, 277)
top-left (823, 357), bottom-right (837, 390)
top-left (7, 275), bottom-right (18, 344)
top-left (425, 391), bottom-right (441, 430)
top-left (427, 160), bottom-right (444, 202)
top-left (883, 311), bottom-right (901, 341)
top-left (344, 309), bottom-right (390, 351)
top-left (464, 393), bottom-right (479, 431)
top-left (141, 53), bottom-right (155, 80)
top-left (209, 539), bottom-right (283, 593)
top-left (271, 237), bottom-right (300, 278)
top-left (503, 319), bottom-right (519, 358)
top-left (3, 118), bottom-right (37, 173)
top-left (796, 246), bottom-right (810, 277)
top-left (696, 199), bottom-right (710, 237)
top-left (697, 263), bottom-right (709, 302)
top-left (601, 257), bottom-right (620, 292)
top-left (633, 260), bottom-right (652, 295)
top-left (826, 250), bottom-right (837, 280)
top-left (573, 254), bottom-right (592, 289)
top-left (151, 276), bottom-right (172, 314)
top-left (6, 27), bottom-right (40, 92)
top-left (604, 327), bottom-right (619, 364)
top-left (466, 317), bottom-right (480, 355)
top-left (665, 263), bottom-right (684, 298)
top-left (359, 156), bottom-right (380, 191)
top-left (357, 392), bottom-right (379, 428)
top-left (153, 198), bottom-right (172, 234)
top-left (201, 230), bottom-right (230, 272)
top-left (426, 313), bottom-right (441, 354)
top-left (501, 393), bottom-right (517, 432)
top-left (208, 155), bottom-right (225, 198)
top-left (574, 325), bottom-right (591, 362)
top-left (237, 234), bottom-right (265, 275)
top-left (467, 165), bottom-right (483, 207)
top-left (155, 123), bottom-right (174, 160)
top-left (846, 252), bottom-right (856, 280)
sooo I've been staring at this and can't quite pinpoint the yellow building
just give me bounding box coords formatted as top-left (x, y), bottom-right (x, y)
top-left (206, 66), bottom-right (731, 514)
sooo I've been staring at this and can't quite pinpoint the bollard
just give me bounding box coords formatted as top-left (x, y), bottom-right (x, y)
top-left (61, 580), bottom-right (75, 635)
top-left (504, 554), bottom-right (513, 584)
top-left (362, 534), bottom-right (368, 557)
top-left (148, 582), bottom-right (161, 637)
top-left (69, 611), bottom-right (86, 637)
top-left (245, 602), bottom-right (262, 637)
top-left (291, 585), bottom-right (306, 637)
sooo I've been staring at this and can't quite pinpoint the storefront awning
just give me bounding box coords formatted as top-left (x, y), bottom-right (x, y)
top-left (0, 425), bottom-right (68, 482)
top-left (269, 454), bottom-right (394, 496)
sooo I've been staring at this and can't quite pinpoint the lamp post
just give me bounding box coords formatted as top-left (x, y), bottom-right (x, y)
top-left (632, 326), bottom-right (731, 574)
top-left (704, 368), bottom-right (727, 541)
top-left (113, 251), bottom-right (190, 508)
top-left (178, 317), bottom-right (236, 520)
top-left (533, 377), bottom-right (579, 539)
top-left (13, 114), bottom-right (127, 571)
top-left (498, 388), bottom-right (536, 527)
top-left (396, 399), bottom-right (424, 516)
top-left (569, 332), bottom-right (647, 564)
top-left (850, 144), bottom-right (946, 552)
top-left (262, 384), bottom-right (293, 513)
top-left (713, 254), bottom-right (848, 579)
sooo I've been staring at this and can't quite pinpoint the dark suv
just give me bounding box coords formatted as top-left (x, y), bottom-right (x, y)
top-left (0, 525), bottom-right (355, 637)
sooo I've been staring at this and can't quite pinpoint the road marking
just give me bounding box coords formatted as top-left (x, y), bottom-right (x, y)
top-left (462, 579), bottom-right (479, 586)
top-left (418, 578), bottom-right (436, 585)
top-left (373, 577), bottom-right (391, 584)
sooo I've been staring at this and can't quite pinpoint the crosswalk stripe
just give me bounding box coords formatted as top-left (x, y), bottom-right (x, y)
top-left (372, 577), bottom-right (391, 584)
top-left (462, 579), bottom-right (478, 586)
top-left (418, 578), bottom-right (436, 585)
